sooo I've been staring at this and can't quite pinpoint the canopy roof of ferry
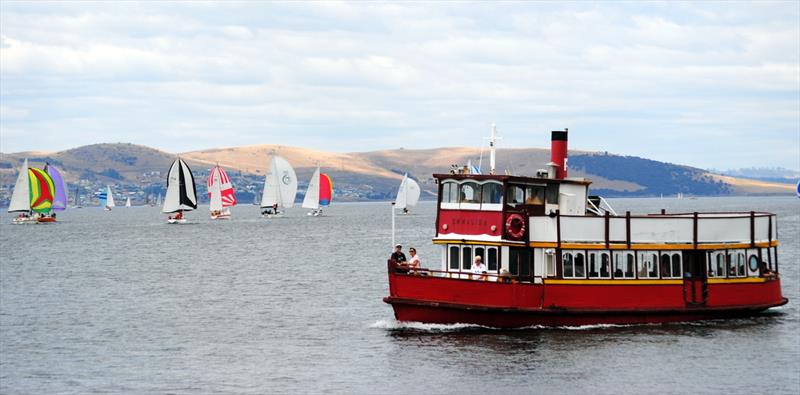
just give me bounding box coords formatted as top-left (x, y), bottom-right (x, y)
top-left (433, 173), bottom-right (592, 186)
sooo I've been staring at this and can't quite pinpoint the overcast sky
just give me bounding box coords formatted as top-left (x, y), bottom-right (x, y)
top-left (1, 1), bottom-right (798, 170)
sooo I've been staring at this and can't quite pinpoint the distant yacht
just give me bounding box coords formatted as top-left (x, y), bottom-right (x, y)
top-left (260, 156), bottom-right (298, 218)
top-left (8, 159), bottom-right (57, 224)
top-left (394, 173), bottom-right (420, 214)
top-left (302, 166), bottom-right (332, 216)
top-left (99, 186), bottom-right (115, 211)
top-left (208, 164), bottom-right (236, 220)
top-left (125, 197), bottom-right (131, 207)
top-left (163, 158), bottom-right (197, 224)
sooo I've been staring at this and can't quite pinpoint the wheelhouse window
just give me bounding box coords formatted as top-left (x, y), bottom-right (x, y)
top-left (524, 185), bottom-right (545, 205)
top-left (506, 185), bottom-right (524, 207)
top-left (589, 251), bottom-right (611, 279)
top-left (481, 182), bottom-right (503, 205)
top-left (546, 183), bottom-right (559, 204)
top-left (728, 250), bottom-right (746, 278)
top-left (459, 182), bottom-right (481, 204)
top-left (442, 181), bottom-right (459, 206)
top-left (613, 251), bottom-right (635, 279)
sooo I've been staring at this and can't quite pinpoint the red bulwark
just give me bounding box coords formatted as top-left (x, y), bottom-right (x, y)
top-left (437, 210), bottom-right (503, 237)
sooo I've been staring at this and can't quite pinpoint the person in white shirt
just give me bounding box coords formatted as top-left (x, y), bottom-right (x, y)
top-left (408, 248), bottom-right (421, 270)
top-left (472, 255), bottom-right (487, 280)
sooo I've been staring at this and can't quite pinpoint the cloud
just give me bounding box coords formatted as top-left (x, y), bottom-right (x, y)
top-left (0, 2), bottom-right (798, 169)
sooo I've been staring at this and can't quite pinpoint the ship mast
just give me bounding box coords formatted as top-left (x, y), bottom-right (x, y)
top-left (489, 122), bottom-right (501, 175)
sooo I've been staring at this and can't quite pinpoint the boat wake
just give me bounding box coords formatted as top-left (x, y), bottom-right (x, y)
top-left (370, 319), bottom-right (486, 332)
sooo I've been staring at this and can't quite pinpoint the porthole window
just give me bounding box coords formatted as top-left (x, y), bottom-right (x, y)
top-left (749, 255), bottom-right (760, 272)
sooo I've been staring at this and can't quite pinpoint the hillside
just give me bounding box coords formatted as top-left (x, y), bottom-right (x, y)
top-left (0, 143), bottom-right (795, 205)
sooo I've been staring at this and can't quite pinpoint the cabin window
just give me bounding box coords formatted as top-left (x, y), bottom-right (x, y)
top-left (589, 251), bottom-right (611, 279)
top-left (546, 253), bottom-right (556, 277)
top-left (487, 247), bottom-right (498, 271)
top-left (545, 183), bottom-right (559, 204)
top-left (509, 248), bottom-right (532, 278)
top-left (613, 251), bottom-right (635, 279)
top-left (442, 181), bottom-right (459, 204)
top-left (506, 185), bottom-right (525, 207)
top-left (574, 252), bottom-right (586, 278)
top-left (524, 185), bottom-right (546, 205)
top-left (459, 182), bottom-right (481, 204)
top-left (728, 250), bottom-right (746, 277)
top-left (562, 252), bottom-right (574, 278)
top-left (660, 253), bottom-right (682, 279)
top-left (449, 246), bottom-right (459, 270)
top-left (710, 252), bottom-right (726, 278)
top-left (481, 182), bottom-right (503, 205)
top-left (637, 252), bottom-right (658, 279)
top-left (747, 254), bottom-right (761, 275)
top-left (462, 246), bottom-right (472, 270)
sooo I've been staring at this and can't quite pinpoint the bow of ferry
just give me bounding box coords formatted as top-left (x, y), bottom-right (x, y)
top-left (383, 129), bottom-right (787, 328)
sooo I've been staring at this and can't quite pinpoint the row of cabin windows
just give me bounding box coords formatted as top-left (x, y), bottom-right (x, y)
top-left (562, 251), bottom-right (682, 279)
top-left (562, 248), bottom-right (774, 280)
top-left (708, 250), bottom-right (765, 278)
top-left (441, 181), bottom-right (503, 205)
top-left (448, 245), bottom-right (499, 272)
top-left (446, 245), bottom-right (533, 279)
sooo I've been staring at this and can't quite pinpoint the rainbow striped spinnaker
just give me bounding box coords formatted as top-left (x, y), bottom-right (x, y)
top-left (28, 168), bottom-right (55, 213)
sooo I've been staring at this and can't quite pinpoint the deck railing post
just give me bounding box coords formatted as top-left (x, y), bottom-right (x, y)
top-left (750, 211), bottom-right (756, 248)
top-left (604, 211), bottom-right (610, 249)
top-left (692, 212), bottom-right (698, 249)
top-left (556, 209), bottom-right (562, 249)
top-left (625, 211), bottom-right (631, 249)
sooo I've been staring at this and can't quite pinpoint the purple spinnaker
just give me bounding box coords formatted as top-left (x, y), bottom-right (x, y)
top-left (45, 164), bottom-right (68, 211)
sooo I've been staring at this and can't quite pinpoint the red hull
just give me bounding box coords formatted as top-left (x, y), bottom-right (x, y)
top-left (385, 272), bottom-right (787, 328)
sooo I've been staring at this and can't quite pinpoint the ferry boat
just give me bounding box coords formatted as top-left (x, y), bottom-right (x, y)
top-left (384, 129), bottom-right (787, 328)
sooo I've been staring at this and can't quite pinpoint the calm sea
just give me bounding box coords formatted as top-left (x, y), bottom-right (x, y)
top-left (1, 197), bottom-right (798, 394)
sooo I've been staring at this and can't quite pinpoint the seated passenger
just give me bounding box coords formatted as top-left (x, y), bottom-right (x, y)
top-left (471, 256), bottom-right (487, 280)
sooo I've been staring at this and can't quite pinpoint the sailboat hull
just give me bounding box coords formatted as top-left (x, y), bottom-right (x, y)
top-left (167, 218), bottom-right (188, 224)
top-left (11, 217), bottom-right (37, 225)
top-left (36, 217), bottom-right (56, 223)
top-left (210, 213), bottom-right (231, 220)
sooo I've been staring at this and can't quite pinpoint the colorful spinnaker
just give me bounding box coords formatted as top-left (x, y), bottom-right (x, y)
top-left (44, 164), bottom-right (68, 211)
top-left (208, 165), bottom-right (237, 210)
top-left (28, 168), bottom-right (55, 213)
top-left (319, 173), bottom-right (333, 206)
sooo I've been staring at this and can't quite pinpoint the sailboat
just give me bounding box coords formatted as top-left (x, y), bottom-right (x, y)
top-left (125, 197), bottom-right (131, 207)
top-left (394, 173), bottom-right (421, 214)
top-left (156, 193), bottom-right (162, 207)
top-left (8, 159), bottom-right (56, 224)
top-left (44, 163), bottom-right (68, 213)
top-left (301, 167), bottom-right (333, 216)
top-left (260, 156), bottom-right (298, 218)
top-left (73, 185), bottom-right (83, 208)
top-left (162, 158), bottom-right (197, 224)
top-left (208, 164), bottom-right (236, 219)
top-left (99, 186), bottom-right (115, 211)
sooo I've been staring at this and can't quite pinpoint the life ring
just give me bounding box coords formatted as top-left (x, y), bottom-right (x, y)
top-left (505, 213), bottom-right (526, 239)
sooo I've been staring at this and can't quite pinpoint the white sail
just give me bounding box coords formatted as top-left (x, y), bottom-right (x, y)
top-left (395, 173), bottom-right (421, 210)
top-left (125, 197), bottom-right (131, 207)
top-left (8, 159), bottom-right (30, 212)
top-left (261, 156), bottom-right (298, 209)
top-left (209, 178), bottom-right (223, 212)
top-left (162, 158), bottom-right (197, 213)
top-left (106, 186), bottom-right (115, 207)
top-left (301, 167), bottom-right (321, 210)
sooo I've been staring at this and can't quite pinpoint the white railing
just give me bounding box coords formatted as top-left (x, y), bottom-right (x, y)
top-left (530, 211), bottom-right (777, 246)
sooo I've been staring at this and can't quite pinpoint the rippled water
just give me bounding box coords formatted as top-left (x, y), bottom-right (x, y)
top-left (1, 197), bottom-right (798, 394)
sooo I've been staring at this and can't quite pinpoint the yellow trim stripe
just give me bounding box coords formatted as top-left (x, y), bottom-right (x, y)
top-left (708, 277), bottom-right (767, 284)
top-left (545, 279), bottom-right (683, 285)
top-left (530, 241), bottom-right (777, 250)
top-left (433, 239), bottom-right (522, 247)
top-left (546, 278), bottom-right (768, 285)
